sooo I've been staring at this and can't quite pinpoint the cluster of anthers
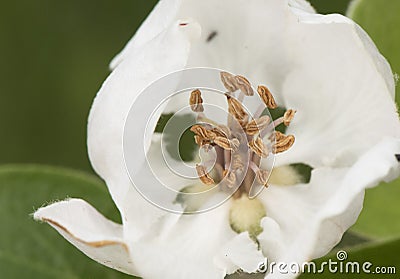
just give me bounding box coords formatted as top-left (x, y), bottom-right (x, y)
top-left (189, 72), bottom-right (296, 198)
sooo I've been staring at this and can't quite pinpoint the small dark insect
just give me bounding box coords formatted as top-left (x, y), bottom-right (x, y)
top-left (206, 31), bottom-right (218, 42)
top-left (395, 154), bottom-right (400, 162)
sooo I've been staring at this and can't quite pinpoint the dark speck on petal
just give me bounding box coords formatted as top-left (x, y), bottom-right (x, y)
top-left (206, 31), bottom-right (217, 43)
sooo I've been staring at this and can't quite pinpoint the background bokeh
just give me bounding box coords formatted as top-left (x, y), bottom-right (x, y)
top-left (1, 0), bottom-right (399, 278)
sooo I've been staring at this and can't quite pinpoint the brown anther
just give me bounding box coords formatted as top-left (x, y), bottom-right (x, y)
top-left (190, 125), bottom-right (216, 140)
top-left (257, 85), bottom-right (277, 109)
top-left (214, 137), bottom-right (240, 151)
top-left (220, 71), bottom-right (239, 92)
top-left (196, 164), bottom-right (215, 185)
top-left (273, 134), bottom-right (295, 154)
top-left (235, 75), bottom-right (254, 96)
top-left (217, 125), bottom-right (231, 137)
top-left (211, 125), bottom-right (229, 138)
top-left (189, 89), bottom-right (204, 112)
top-left (248, 137), bottom-right (269, 158)
top-left (225, 94), bottom-right (248, 122)
top-left (283, 109), bottom-right (296, 126)
top-left (194, 135), bottom-right (202, 145)
top-left (256, 170), bottom-right (269, 187)
top-left (273, 131), bottom-right (285, 142)
top-left (245, 115), bottom-right (270, 135)
top-left (194, 135), bottom-right (210, 147)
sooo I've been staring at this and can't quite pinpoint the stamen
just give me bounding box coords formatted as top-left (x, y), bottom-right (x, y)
top-left (273, 133), bottom-right (295, 154)
top-left (257, 85), bottom-right (277, 109)
top-left (225, 94), bottom-right (248, 124)
top-left (220, 72), bottom-right (239, 92)
top-left (224, 149), bottom-right (231, 170)
top-left (189, 89), bottom-right (204, 112)
top-left (256, 170), bottom-right (270, 187)
top-left (274, 131), bottom-right (285, 141)
top-left (212, 125), bottom-right (230, 138)
top-left (261, 110), bottom-right (295, 138)
top-left (194, 135), bottom-right (208, 147)
top-left (190, 124), bottom-right (216, 140)
top-left (196, 164), bottom-right (215, 185)
top-left (214, 137), bottom-right (239, 151)
top-left (186, 72), bottom-right (297, 204)
top-left (254, 104), bottom-right (266, 118)
top-left (235, 75), bottom-right (254, 96)
top-left (248, 137), bottom-right (269, 158)
top-left (223, 170), bottom-right (237, 188)
top-left (283, 109), bottom-right (296, 126)
top-left (245, 115), bottom-right (270, 135)
top-left (249, 161), bottom-right (269, 187)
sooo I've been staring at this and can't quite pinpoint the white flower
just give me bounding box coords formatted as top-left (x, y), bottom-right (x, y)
top-left (34, 0), bottom-right (400, 279)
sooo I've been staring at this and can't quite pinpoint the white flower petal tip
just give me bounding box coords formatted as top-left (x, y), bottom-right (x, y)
top-left (34, 199), bottom-right (137, 275)
top-left (215, 233), bottom-right (265, 274)
top-left (288, 0), bottom-right (316, 14)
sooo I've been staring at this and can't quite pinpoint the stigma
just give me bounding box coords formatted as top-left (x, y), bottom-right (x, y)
top-left (189, 72), bottom-right (296, 199)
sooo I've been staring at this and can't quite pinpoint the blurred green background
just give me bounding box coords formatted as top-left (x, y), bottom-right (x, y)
top-left (1, 0), bottom-right (399, 278)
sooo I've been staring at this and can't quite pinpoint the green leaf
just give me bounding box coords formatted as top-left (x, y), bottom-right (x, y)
top-left (334, 231), bottom-right (371, 249)
top-left (0, 164), bottom-right (136, 279)
top-left (308, 0), bottom-right (352, 14)
top-left (350, 179), bottom-right (400, 239)
top-left (299, 238), bottom-right (400, 278)
top-left (348, 0), bottom-right (400, 105)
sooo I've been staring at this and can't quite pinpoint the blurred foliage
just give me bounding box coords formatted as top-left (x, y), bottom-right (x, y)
top-left (308, 0), bottom-right (351, 14)
top-left (352, 180), bottom-right (400, 239)
top-left (0, 0), bottom-right (157, 171)
top-left (0, 164), bottom-right (136, 278)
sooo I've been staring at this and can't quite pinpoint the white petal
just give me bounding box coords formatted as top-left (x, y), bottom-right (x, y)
top-left (288, 0), bottom-right (316, 14)
top-left (181, 0), bottom-right (293, 100)
top-left (34, 199), bottom-right (136, 275)
top-left (276, 12), bottom-right (400, 168)
top-left (129, 199), bottom-right (236, 279)
top-left (216, 232), bottom-right (265, 274)
top-left (110, 0), bottom-right (182, 69)
top-left (146, 133), bottom-right (195, 190)
top-left (88, 21), bottom-right (200, 217)
top-left (258, 138), bottom-right (400, 272)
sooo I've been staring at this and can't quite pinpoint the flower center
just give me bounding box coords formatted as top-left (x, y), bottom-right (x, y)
top-left (189, 72), bottom-right (296, 199)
